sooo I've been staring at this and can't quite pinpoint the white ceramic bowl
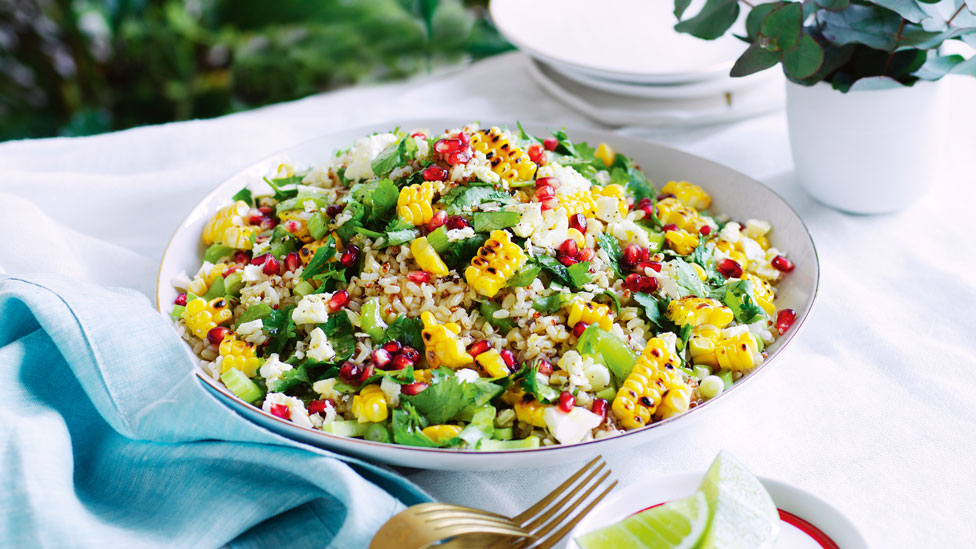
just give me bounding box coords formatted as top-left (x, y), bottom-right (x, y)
top-left (156, 120), bottom-right (819, 471)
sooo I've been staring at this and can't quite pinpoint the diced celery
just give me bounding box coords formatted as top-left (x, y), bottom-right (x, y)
top-left (577, 325), bottom-right (637, 383)
top-left (203, 276), bottom-right (226, 300)
top-left (322, 420), bottom-right (371, 438)
top-left (365, 423), bottom-right (392, 443)
top-left (270, 238), bottom-right (297, 260)
top-left (224, 272), bottom-right (244, 297)
top-left (480, 436), bottom-right (540, 450)
top-left (479, 301), bottom-right (514, 333)
top-left (693, 365), bottom-right (712, 380)
top-left (646, 231), bottom-right (666, 253)
top-left (359, 298), bottom-right (388, 343)
top-left (275, 195), bottom-right (330, 214)
top-left (307, 212), bottom-right (329, 241)
top-left (220, 368), bottom-right (264, 403)
top-left (595, 386), bottom-right (617, 401)
top-left (427, 226), bottom-right (450, 253)
top-left (293, 280), bottom-right (315, 298)
top-left (716, 369), bottom-right (734, 390)
top-left (235, 303), bottom-right (272, 328)
top-left (203, 244), bottom-right (234, 263)
top-left (492, 427), bottom-right (514, 441)
top-left (170, 304), bottom-right (185, 321)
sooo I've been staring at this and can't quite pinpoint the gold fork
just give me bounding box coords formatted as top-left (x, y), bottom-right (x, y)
top-left (369, 502), bottom-right (533, 549)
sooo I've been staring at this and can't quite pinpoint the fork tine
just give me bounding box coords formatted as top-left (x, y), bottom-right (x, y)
top-left (416, 504), bottom-right (511, 520)
top-left (429, 515), bottom-right (534, 531)
top-left (521, 461), bottom-right (608, 532)
top-left (518, 469), bottom-right (612, 548)
top-left (512, 456), bottom-right (604, 524)
top-left (532, 480), bottom-right (618, 549)
top-left (433, 522), bottom-right (534, 540)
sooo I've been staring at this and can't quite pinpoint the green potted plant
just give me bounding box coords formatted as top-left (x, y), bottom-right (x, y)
top-left (672, 0), bottom-right (976, 213)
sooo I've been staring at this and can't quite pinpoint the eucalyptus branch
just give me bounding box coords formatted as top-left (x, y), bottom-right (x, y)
top-left (946, 4), bottom-right (965, 27)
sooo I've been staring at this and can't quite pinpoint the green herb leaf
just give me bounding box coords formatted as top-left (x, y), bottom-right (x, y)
top-left (440, 235), bottom-right (488, 270)
top-left (549, 128), bottom-right (577, 156)
top-left (472, 211), bottom-right (521, 232)
top-left (534, 255), bottom-right (571, 286)
top-left (301, 235), bottom-right (338, 280)
top-left (506, 265), bottom-right (541, 287)
top-left (235, 303), bottom-right (273, 329)
top-left (532, 292), bottom-right (575, 315)
top-left (567, 261), bottom-right (593, 288)
top-left (319, 310), bottom-right (356, 365)
top-left (722, 279), bottom-right (767, 324)
top-left (673, 259), bottom-right (708, 298)
top-left (602, 290), bottom-right (622, 314)
top-left (392, 402), bottom-right (444, 448)
top-left (633, 292), bottom-right (665, 329)
top-left (674, 0), bottom-right (740, 40)
top-left (517, 364), bottom-right (560, 404)
top-left (269, 363), bottom-right (309, 393)
top-left (402, 374), bottom-right (503, 424)
top-left (480, 301), bottom-right (515, 333)
top-left (263, 175), bottom-right (302, 201)
top-left (384, 315), bottom-right (425, 351)
top-left (596, 233), bottom-right (624, 278)
top-left (232, 187), bottom-right (253, 206)
top-left (441, 186), bottom-right (515, 215)
top-left (263, 306), bottom-right (297, 357)
top-left (335, 201), bottom-right (366, 241)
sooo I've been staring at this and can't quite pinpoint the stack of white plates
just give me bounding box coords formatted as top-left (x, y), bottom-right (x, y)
top-left (490, 0), bottom-right (785, 127)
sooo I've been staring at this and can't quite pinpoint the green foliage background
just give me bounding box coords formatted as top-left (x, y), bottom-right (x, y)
top-left (0, 0), bottom-right (513, 140)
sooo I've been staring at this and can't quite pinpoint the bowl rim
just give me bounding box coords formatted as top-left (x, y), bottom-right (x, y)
top-left (155, 118), bottom-right (820, 456)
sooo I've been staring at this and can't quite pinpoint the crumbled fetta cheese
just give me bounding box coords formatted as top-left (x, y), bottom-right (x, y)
top-left (455, 368), bottom-right (480, 383)
top-left (170, 271), bottom-right (192, 291)
top-left (242, 264), bottom-right (267, 283)
top-left (449, 150), bottom-right (499, 184)
top-left (747, 319), bottom-right (775, 345)
top-left (529, 208), bottom-right (570, 250)
top-left (543, 407), bottom-right (602, 445)
top-left (744, 219), bottom-right (771, 238)
top-left (595, 170), bottom-right (611, 185)
top-left (380, 376), bottom-right (402, 408)
top-left (446, 227), bottom-right (477, 242)
top-left (343, 133), bottom-right (398, 181)
top-left (740, 237), bottom-right (765, 262)
top-left (536, 162), bottom-right (591, 196)
top-left (262, 392), bottom-right (313, 428)
top-left (259, 353), bottom-right (292, 386)
top-left (750, 248), bottom-right (784, 281)
top-left (195, 261), bottom-right (215, 279)
top-left (311, 400), bottom-right (337, 427)
top-left (719, 222), bottom-right (742, 244)
top-left (608, 218), bottom-right (651, 248)
top-left (312, 378), bottom-right (340, 401)
top-left (292, 293), bottom-right (331, 325)
top-left (594, 196), bottom-right (623, 224)
top-left (306, 327), bottom-right (336, 363)
top-left (252, 237), bottom-right (271, 255)
top-left (293, 341), bottom-right (306, 360)
top-left (413, 135), bottom-right (430, 160)
top-left (237, 319), bottom-right (268, 346)
top-left (556, 351), bottom-right (591, 390)
top-left (506, 202), bottom-right (544, 239)
top-left (658, 332), bottom-right (679, 356)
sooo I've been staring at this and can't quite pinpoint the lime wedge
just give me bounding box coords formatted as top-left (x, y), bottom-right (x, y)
top-left (575, 492), bottom-right (709, 549)
top-left (699, 451), bottom-right (780, 549)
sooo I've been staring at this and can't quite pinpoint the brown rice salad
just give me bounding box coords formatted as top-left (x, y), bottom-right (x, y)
top-left (169, 123), bottom-right (798, 449)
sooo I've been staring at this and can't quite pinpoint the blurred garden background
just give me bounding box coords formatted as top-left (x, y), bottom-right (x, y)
top-left (0, 0), bottom-right (512, 141)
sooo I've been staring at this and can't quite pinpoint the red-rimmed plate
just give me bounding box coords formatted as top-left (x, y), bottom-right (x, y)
top-left (565, 472), bottom-right (866, 548)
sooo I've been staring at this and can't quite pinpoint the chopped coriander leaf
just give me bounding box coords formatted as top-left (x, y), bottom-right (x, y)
top-left (235, 303), bottom-right (273, 329)
top-left (480, 301), bottom-right (515, 333)
top-left (550, 128), bottom-right (577, 156)
top-left (232, 187), bottom-right (253, 206)
top-left (673, 258), bottom-right (708, 298)
top-left (441, 186), bottom-right (515, 215)
top-left (440, 234), bottom-right (488, 270)
top-left (534, 255), bottom-right (572, 286)
top-left (596, 233), bottom-right (624, 278)
top-left (722, 279), bottom-right (767, 324)
top-left (517, 364), bottom-right (559, 404)
top-left (633, 292), bottom-right (665, 329)
top-left (532, 292), bottom-right (575, 314)
top-left (384, 315), bottom-right (425, 351)
top-left (506, 265), bottom-right (541, 287)
top-left (402, 374), bottom-right (503, 424)
top-left (263, 306), bottom-right (297, 356)
top-left (269, 363), bottom-right (309, 393)
top-left (301, 236), bottom-right (337, 280)
top-left (516, 121), bottom-right (540, 144)
top-left (263, 175), bottom-right (302, 201)
top-left (472, 211), bottom-right (521, 232)
top-left (567, 261), bottom-right (593, 287)
top-left (392, 402), bottom-right (446, 448)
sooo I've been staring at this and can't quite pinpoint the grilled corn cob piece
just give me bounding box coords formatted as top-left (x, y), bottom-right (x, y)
top-left (666, 297), bottom-right (734, 329)
top-left (470, 127), bottom-right (537, 182)
top-left (420, 311), bottom-right (474, 368)
top-left (664, 228), bottom-right (700, 255)
top-left (422, 424), bottom-right (463, 443)
top-left (278, 211), bottom-right (314, 243)
top-left (218, 335), bottom-right (261, 377)
top-left (661, 181), bottom-right (711, 211)
top-left (657, 382), bottom-right (693, 419)
top-left (688, 327), bottom-right (761, 372)
top-left (611, 338), bottom-right (689, 429)
top-left (397, 181), bottom-right (444, 225)
top-left (351, 384), bottom-right (388, 423)
top-left (567, 299), bottom-right (613, 332)
top-left (595, 142), bottom-right (616, 167)
top-left (182, 297), bottom-right (233, 339)
top-left (514, 400), bottom-right (548, 428)
top-left (655, 197), bottom-right (706, 234)
top-left (411, 236), bottom-right (450, 277)
top-left (743, 273), bottom-right (776, 316)
top-left (202, 201), bottom-right (254, 249)
top-left (464, 230), bottom-right (527, 298)
top-left (476, 349), bottom-right (510, 378)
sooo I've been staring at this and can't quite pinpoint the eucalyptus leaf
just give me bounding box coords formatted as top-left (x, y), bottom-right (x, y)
top-left (746, 3), bottom-right (778, 39)
top-left (815, 0), bottom-right (850, 11)
top-left (674, 0), bottom-right (693, 19)
top-left (870, 0), bottom-right (928, 23)
top-left (674, 0), bottom-right (740, 40)
top-left (760, 3), bottom-right (803, 52)
top-left (731, 42), bottom-right (782, 77)
top-left (783, 32), bottom-right (825, 79)
top-left (820, 7), bottom-right (904, 51)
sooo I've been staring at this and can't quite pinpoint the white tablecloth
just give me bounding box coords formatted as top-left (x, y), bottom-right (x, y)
top-left (3, 52), bottom-right (974, 548)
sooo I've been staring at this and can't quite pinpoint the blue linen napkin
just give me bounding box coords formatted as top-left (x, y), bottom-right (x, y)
top-left (0, 275), bottom-right (431, 548)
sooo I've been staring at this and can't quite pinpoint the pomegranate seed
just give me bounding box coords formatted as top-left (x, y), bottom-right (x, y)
top-left (269, 403), bottom-right (291, 420)
top-left (285, 220), bottom-right (301, 233)
top-left (662, 223), bottom-right (678, 232)
top-left (423, 165), bottom-right (448, 181)
top-left (285, 252), bottom-right (300, 272)
top-left (579, 247), bottom-right (595, 262)
top-left (223, 264), bottom-right (242, 276)
top-left (390, 355), bottom-right (413, 370)
top-left (573, 322), bottom-right (589, 338)
top-left (326, 204), bottom-right (344, 217)
top-left (591, 398), bottom-right (608, 419)
top-left (258, 206), bottom-right (273, 215)
top-left (402, 382), bottom-right (429, 396)
top-left (400, 346), bottom-right (420, 362)
top-left (261, 217), bottom-right (278, 230)
top-left (174, 293), bottom-right (188, 306)
top-left (207, 326), bottom-right (230, 345)
top-left (639, 205), bottom-right (655, 219)
top-left (639, 261), bottom-right (663, 272)
top-left (434, 138), bottom-right (461, 154)
top-left (382, 340), bottom-right (402, 354)
top-left (446, 215), bottom-right (469, 230)
top-left (407, 271), bottom-right (432, 285)
top-left (262, 256), bottom-right (281, 275)
top-left (558, 255), bottom-right (578, 267)
top-left (527, 143), bottom-right (545, 164)
top-left (772, 255), bottom-right (795, 272)
top-left (428, 210), bottom-right (448, 231)
top-left (569, 213), bottom-right (587, 233)
top-left (307, 399), bottom-right (333, 415)
top-left (328, 290), bottom-right (349, 312)
top-left (543, 136), bottom-right (558, 151)
top-left (558, 391), bottom-right (575, 412)
top-left (233, 251), bottom-right (250, 264)
top-left (642, 276), bottom-right (660, 292)
top-left (622, 244), bottom-right (642, 268)
top-left (371, 348), bottom-right (392, 369)
top-left (457, 132), bottom-right (470, 146)
top-left (559, 239), bottom-right (579, 259)
top-left (717, 258), bottom-right (743, 279)
top-left (339, 362), bottom-right (361, 384)
top-left (411, 131), bottom-right (427, 139)
top-left (249, 213), bottom-right (265, 225)
top-left (500, 349), bottom-right (516, 370)
top-left (699, 225), bottom-right (712, 236)
top-left (448, 149), bottom-right (472, 165)
top-left (359, 364), bottom-right (375, 384)
top-left (467, 340), bottom-right (491, 357)
top-left (541, 198), bottom-right (560, 211)
top-left (535, 176), bottom-right (560, 189)
top-left (624, 273), bottom-right (646, 293)
top-left (340, 245), bottom-right (361, 268)
top-left (536, 359), bottom-right (553, 375)
top-left (775, 309), bottom-right (797, 334)
top-left (536, 185), bottom-right (556, 200)
top-left (656, 193), bottom-right (676, 201)
top-left (251, 253), bottom-right (270, 266)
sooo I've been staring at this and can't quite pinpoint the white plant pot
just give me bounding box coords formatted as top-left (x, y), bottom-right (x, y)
top-left (785, 80), bottom-right (947, 214)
